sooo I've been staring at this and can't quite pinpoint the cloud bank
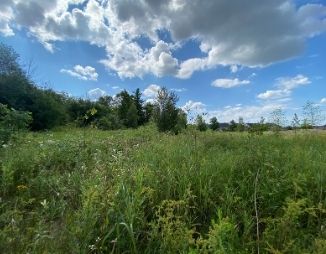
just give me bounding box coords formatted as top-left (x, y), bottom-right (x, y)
top-left (1, 0), bottom-right (326, 79)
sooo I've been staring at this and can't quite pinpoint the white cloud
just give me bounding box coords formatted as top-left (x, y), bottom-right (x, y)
top-left (211, 78), bottom-right (250, 88)
top-left (171, 88), bottom-right (187, 92)
top-left (230, 65), bottom-right (238, 73)
top-left (181, 100), bottom-right (206, 121)
top-left (207, 102), bottom-right (286, 123)
top-left (181, 100), bottom-right (206, 112)
top-left (276, 74), bottom-right (311, 90)
top-left (145, 98), bottom-right (156, 105)
top-left (1, 1), bottom-right (326, 79)
top-left (257, 89), bottom-right (291, 100)
top-left (87, 88), bottom-right (106, 101)
top-left (112, 86), bottom-right (120, 89)
top-left (176, 58), bottom-right (206, 79)
top-left (249, 73), bottom-right (257, 79)
top-left (60, 65), bottom-right (98, 81)
top-left (143, 84), bottom-right (161, 98)
top-left (258, 74), bottom-right (310, 100)
top-left (321, 98), bottom-right (326, 104)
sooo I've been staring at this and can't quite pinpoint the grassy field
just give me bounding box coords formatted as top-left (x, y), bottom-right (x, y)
top-left (0, 127), bottom-right (325, 253)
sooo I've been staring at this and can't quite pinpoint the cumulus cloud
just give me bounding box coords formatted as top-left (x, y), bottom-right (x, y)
top-left (211, 78), bottom-right (250, 88)
top-left (181, 100), bottom-right (206, 112)
top-left (257, 89), bottom-right (291, 100)
top-left (143, 84), bottom-right (161, 98)
top-left (1, 0), bottom-right (326, 78)
top-left (257, 74), bottom-right (310, 100)
top-left (60, 65), bottom-right (98, 81)
top-left (181, 100), bottom-right (287, 123)
top-left (181, 100), bottom-right (206, 121)
top-left (321, 98), bottom-right (326, 104)
top-left (87, 88), bottom-right (106, 101)
top-left (276, 74), bottom-right (311, 90)
top-left (230, 65), bottom-right (238, 73)
top-left (207, 103), bottom-right (286, 123)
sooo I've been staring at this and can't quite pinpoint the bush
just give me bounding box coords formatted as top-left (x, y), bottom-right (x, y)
top-left (0, 103), bottom-right (32, 144)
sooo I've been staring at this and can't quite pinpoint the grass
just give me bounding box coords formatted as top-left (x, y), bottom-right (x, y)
top-left (0, 126), bottom-right (325, 253)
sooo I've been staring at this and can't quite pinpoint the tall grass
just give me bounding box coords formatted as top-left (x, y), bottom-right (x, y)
top-left (0, 127), bottom-right (325, 253)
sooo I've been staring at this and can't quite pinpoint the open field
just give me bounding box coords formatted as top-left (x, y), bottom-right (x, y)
top-left (0, 127), bottom-right (325, 253)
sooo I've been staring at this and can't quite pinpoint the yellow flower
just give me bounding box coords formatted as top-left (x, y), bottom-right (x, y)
top-left (17, 185), bottom-right (28, 190)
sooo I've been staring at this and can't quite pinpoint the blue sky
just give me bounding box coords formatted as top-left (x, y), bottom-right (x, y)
top-left (0, 0), bottom-right (325, 123)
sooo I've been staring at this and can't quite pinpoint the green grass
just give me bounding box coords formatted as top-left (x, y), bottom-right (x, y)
top-left (0, 126), bottom-right (325, 253)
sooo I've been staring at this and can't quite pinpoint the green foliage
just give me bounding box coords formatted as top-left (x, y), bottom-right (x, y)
top-left (153, 87), bottom-right (180, 132)
top-left (126, 102), bottom-right (139, 128)
top-left (248, 117), bottom-right (268, 135)
top-left (197, 210), bottom-right (240, 253)
top-left (228, 120), bottom-right (237, 131)
top-left (144, 103), bottom-right (154, 123)
top-left (209, 117), bottom-right (219, 131)
top-left (1, 128), bottom-right (325, 253)
top-left (174, 109), bottom-right (188, 134)
top-left (133, 88), bottom-right (146, 126)
top-left (196, 115), bottom-right (208, 132)
top-left (303, 101), bottom-right (322, 127)
top-left (270, 108), bottom-right (286, 133)
top-left (0, 43), bottom-right (23, 76)
top-left (0, 104), bottom-right (32, 144)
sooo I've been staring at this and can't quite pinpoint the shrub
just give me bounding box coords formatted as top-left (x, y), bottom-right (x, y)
top-left (0, 103), bottom-right (32, 144)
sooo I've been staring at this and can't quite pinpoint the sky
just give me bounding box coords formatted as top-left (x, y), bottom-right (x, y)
top-left (0, 0), bottom-right (325, 123)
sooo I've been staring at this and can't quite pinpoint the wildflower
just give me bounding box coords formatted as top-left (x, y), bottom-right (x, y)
top-left (17, 185), bottom-right (28, 191)
top-left (47, 140), bottom-right (55, 145)
top-left (40, 199), bottom-right (48, 209)
top-left (88, 244), bottom-right (96, 251)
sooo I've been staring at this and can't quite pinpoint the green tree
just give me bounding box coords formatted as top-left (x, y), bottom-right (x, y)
top-left (154, 87), bottom-right (179, 132)
top-left (0, 43), bottom-right (23, 76)
top-left (126, 102), bottom-right (139, 128)
top-left (302, 101), bottom-right (321, 128)
top-left (0, 104), bottom-right (32, 144)
top-left (209, 117), bottom-right (219, 131)
top-left (116, 90), bottom-right (136, 128)
top-left (196, 115), bottom-right (207, 131)
top-left (270, 108), bottom-right (285, 133)
top-left (144, 102), bottom-right (154, 123)
top-left (228, 120), bottom-right (237, 132)
top-left (291, 113), bottom-right (300, 133)
top-left (133, 88), bottom-right (145, 126)
top-left (174, 109), bottom-right (188, 134)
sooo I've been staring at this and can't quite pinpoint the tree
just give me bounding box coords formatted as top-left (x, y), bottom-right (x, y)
top-left (237, 116), bottom-right (245, 132)
top-left (291, 113), bottom-right (300, 133)
top-left (116, 90), bottom-right (136, 128)
top-left (0, 43), bottom-right (23, 77)
top-left (228, 120), bottom-right (237, 132)
top-left (249, 117), bottom-right (267, 135)
top-left (196, 115), bottom-right (207, 131)
top-left (133, 88), bottom-right (145, 126)
top-left (0, 103), bottom-right (32, 144)
top-left (174, 109), bottom-right (188, 134)
top-left (144, 102), bottom-right (154, 123)
top-left (126, 102), bottom-right (139, 128)
top-left (302, 101), bottom-right (321, 128)
top-left (209, 117), bottom-right (219, 131)
top-left (153, 87), bottom-right (179, 132)
top-left (270, 108), bottom-right (285, 133)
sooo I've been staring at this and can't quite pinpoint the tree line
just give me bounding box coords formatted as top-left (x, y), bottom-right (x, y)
top-left (0, 43), bottom-right (324, 144)
top-left (0, 43), bottom-right (187, 142)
